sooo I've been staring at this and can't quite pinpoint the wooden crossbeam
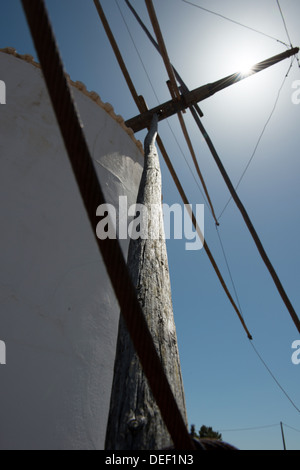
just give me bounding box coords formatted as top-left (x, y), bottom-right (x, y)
top-left (125, 47), bottom-right (299, 133)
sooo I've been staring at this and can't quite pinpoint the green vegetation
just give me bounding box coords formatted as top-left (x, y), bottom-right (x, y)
top-left (190, 425), bottom-right (222, 441)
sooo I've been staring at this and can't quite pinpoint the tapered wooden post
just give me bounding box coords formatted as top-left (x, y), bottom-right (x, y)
top-left (105, 115), bottom-right (188, 450)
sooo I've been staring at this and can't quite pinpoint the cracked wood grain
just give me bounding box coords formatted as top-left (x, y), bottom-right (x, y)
top-left (105, 115), bottom-right (187, 450)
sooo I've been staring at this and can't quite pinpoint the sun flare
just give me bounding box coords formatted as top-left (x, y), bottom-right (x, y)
top-left (238, 59), bottom-right (255, 76)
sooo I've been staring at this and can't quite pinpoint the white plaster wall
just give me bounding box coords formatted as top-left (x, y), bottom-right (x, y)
top-left (0, 52), bottom-right (143, 450)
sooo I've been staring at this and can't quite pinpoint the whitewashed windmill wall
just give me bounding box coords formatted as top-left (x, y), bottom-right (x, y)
top-left (0, 49), bottom-right (144, 450)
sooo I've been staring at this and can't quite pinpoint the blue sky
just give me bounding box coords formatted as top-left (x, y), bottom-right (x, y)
top-left (1, 0), bottom-right (300, 450)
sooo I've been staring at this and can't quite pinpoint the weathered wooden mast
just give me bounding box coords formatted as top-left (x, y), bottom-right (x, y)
top-left (105, 115), bottom-right (187, 450)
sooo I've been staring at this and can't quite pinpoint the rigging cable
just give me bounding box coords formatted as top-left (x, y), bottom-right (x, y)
top-left (219, 423), bottom-right (279, 433)
top-left (216, 226), bottom-right (300, 415)
top-left (215, 226), bottom-right (244, 319)
top-left (276, 0), bottom-right (293, 47)
top-left (283, 423), bottom-right (300, 434)
top-left (275, 0), bottom-right (299, 68)
top-left (250, 341), bottom-right (300, 414)
top-left (220, 422), bottom-right (300, 434)
top-left (181, 0), bottom-right (289, 48)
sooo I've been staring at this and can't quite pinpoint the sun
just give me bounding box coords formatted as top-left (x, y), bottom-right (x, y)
top-left (225, 44), bottom-right (261, 78)
top-left (238, 58), bottom-right (255, 77)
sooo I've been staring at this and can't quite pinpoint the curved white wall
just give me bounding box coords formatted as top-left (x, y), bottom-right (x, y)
top-left (0, 51), bottom-right (143, 450)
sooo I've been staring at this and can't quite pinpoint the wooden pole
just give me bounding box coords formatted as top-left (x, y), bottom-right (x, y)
top-left (280, 422), bottom-right (287, 451)
top-left (125, 47), bottom-right (299, 133)
top-left (145, 0), bottom-right (181, 101)
top-left (105, 115), bottom-right (188, 450)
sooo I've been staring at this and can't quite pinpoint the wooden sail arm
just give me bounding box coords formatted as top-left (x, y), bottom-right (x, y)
top-left (125, 46), bottom-right (299, 133)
